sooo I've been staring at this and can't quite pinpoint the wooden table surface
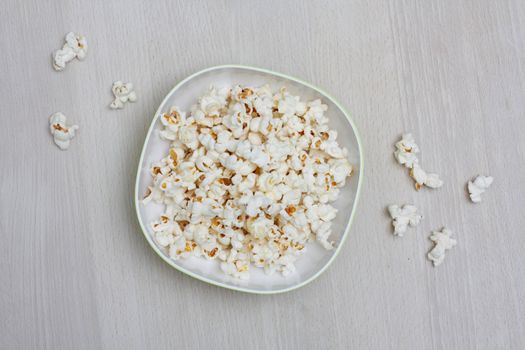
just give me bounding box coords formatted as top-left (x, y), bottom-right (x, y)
top-left (1, 0), bottom-right (525, 349)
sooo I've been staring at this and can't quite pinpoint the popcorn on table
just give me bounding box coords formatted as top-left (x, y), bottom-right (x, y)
top-left (142, 85), bottom-right (354, 279)
top-left (387, 204), bottom-right (422, 236)
top-left (409, 164), bottom-right (443, 190)
top-left (427, 228), bottom-right (456, 267)
top-left (394, 133), bottom-right (419, 168)
top-left (467, 175), bottom-right (493, 203)
top-left (110, 81), bottom-right (137, 109)
top-left (49, 112), bottom-right (78, 150)
top-left (52, 32), bottom-right (87, 71)
top-left (394, 133), bottom-right (443, 191)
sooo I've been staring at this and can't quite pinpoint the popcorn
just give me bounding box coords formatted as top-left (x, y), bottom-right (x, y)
top-left (321, 140), bottom-right (346, 159)
top-left (248, 132), bottom-right (263, 145)
top-left (281, 189), bottom-right (302, 206)
top-left (427, 228), bottom-right (457, 266)
top-left (223, 106), bottom-right (246, 138)
top-left (246, 215), bottom-right (273, 239)
top-left (305, 99), bottom-right (328, 124)
top-left (239, 191), bottom-right (272, 217)
top-left (318, 188), bottom-right (340, 203)
top-left (394, 133), bottom-right (443, 191)
top-left (409, 164), bottom-right (443, 190)
top-left (178, 126), bottom-right (199, 149)
top-left (278, 93), bottom-right (306, 116)
top-left (329, 159), bottom-right (353, 186)
top-left (235, 140), bottom-right (269, 168)
top-left (387, 204), bottom-right (422, 236)
top-left (159, 107), bottom-right (186, 141)
top-left (52, 32), bottom-right (88, 71)
top-left (257, 172), bottom-right (280, 192)
top-left (155, 231), bottom-right (175, 247)
top-left (278, 254), bottom-right (298, 276)
top-left (188, 198), bottom-right (222, 223)
top-left (199, 86), bottom-right (229, 117)
top-left (198, 133), bottom-right (216, 151)
top-left (110, 81), bottom-right (137, 109)
top-left (215, 130), bottom-right (237, 153)
top-left (315, 221), bottom-right (334, 250)
top-left (394, 133), bottom-right (419, 168)
top-left (192, 109), bottom-right (214, 128)
top-left (467, 175), bottom-right (493, 203)
top-left (317, 204), bottom-right (338, 222)
top-left (169, 236), bottom-right (190, 260)
top-left (220, 154), bottom-right (241, 171)
top-left (238, 173), bottom-right (257, 193)
top-left (142, 85), bottom-right (354, 279)
top-left (252, 243), bottom-right (279, 268)
top-left (195, 156), bottom-right (215, 172)
top-left (49, 112), bottom-right (79, 150)
top-left (64, 32), bottom-right (88, 59)
top-left (142, 185), bottom-right (163, 205)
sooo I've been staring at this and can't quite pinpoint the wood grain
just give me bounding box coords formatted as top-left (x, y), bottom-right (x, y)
top-left (1, 0), bottom-right (524, 349)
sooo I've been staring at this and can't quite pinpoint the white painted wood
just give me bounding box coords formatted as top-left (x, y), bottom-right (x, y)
top-left (1, 0), bottom-right (524, 348)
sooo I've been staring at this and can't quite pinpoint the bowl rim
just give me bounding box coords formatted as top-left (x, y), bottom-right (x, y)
top-left (134, 64), bottom-right (364, 294)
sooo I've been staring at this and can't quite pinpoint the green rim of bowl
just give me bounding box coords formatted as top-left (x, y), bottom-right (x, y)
top-left (134, 64), bottom-right (364, 294)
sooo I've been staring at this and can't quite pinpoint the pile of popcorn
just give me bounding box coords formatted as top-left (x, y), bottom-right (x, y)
top-left (142, 85), bottom-right (353, 279)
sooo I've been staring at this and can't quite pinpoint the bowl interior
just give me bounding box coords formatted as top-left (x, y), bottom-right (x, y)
top-left (136, 66), bottom-right (362, 293)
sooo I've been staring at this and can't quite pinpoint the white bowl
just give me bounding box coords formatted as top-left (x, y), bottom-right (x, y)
top-left (135, 65), bottom-right (363, 294)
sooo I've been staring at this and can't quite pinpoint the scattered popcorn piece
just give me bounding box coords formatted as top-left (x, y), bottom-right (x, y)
top-left (409, 163), bottom-right (443, 191)
top-left (427, 228), bottom-right (457, 267)
top-left (394, 133), bottom-right (419, 168)
top-left (467, 175), bottom-right (493, 203)
top-left (49, 112), bottom-right (78, 150)
top-left (142, 85), bottom-right (355, 279)
top-left (52, 32), bottom-right (88, 71)
top-left (110, 81), bottom-right (137, 109)
top-left (394, 133), bottom-right (443, 191)
top-left (387, 204), bottom-right (422, 236)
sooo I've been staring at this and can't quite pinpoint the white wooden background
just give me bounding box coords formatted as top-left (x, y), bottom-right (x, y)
top-left (1, 0), bottom-right (524, 349)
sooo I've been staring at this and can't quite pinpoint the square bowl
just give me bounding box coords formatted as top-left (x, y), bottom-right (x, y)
top-left (135, 65), bottom-right (363, 294)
